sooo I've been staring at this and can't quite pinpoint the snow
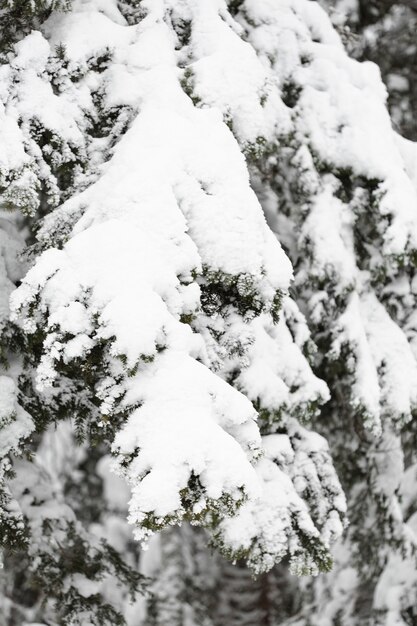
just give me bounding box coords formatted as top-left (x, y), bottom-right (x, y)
top-left (361, 293), bottom-right (417, 423)
top-left (262, 434), bottom-right (294, 464)
top-left (216, 418), bottom-right (345, 575)
top-left (0, 217), bottom-right (25, 325)
top-left (9, 0), bottom-right (295, 550)
top-left (114, 352), bottom-right (260, 540)
top-left (3, 0), bottom-right (414, 596)
top-left (0, 377), bottom-right (34, 459)
top-left (0, 104), bottom-right (28, 173)
top-left (234, 306), bottom-right (329, 421)
top-left (0, 216), bottom-right (34, 461)
top-left (374, 548), bottom-right (417, 626)
top-left (8, 31), bottom-right (84, 146)
top-left (330, 292), bottom-right (382, 431)
top-left (299, 178), bottom-right (357, 288)
top-left (328, 287), bottom-right (417, 430)
top-left (216, 0), bottom-right (417, 279)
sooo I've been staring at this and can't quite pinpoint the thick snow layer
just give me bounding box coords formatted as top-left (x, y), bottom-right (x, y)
top-left (330, 292), bottom-right (417, 432)
top-left (9, 0), bottom-right (297, 550)
top-left (114, 351), bottom-right (260, 539)
top-left (7, 0), bottom-right (408, 573)
top-left (216, 419), bottom-right (345, 575)
top-left (234, 305), bottom-right (329, 420)
top-left (234, 0), bottom-right (417, 256)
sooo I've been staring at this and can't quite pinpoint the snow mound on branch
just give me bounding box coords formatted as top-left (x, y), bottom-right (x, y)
top-left (9, 0), bottom-right (290, 547)
top-left (6, 0), bottom-right (347, 568)
top-left (215, 420), bottom-right (346, 576)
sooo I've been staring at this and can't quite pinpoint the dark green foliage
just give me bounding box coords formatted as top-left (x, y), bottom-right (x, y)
top-left (27, 118), bottom-right (86, 205)
top-left (0, 485), bottom-right (28, 551)
top-left (137, 473), bottom-right (247, 536)
top-left (355, 0), bottom-right (398, 27)
top-left (364, 4), bottom-right (417, 141)
top-left (243, 136), bottom-right (275, 161)
top-left (87, 92), bottom-right (135, 147)
top-left (254, 399), bottom-right (287, 432)
top-left (291, 516), bottom-right (333, 575)
top-left (281, 81), bottom-right (303, 109)
top-left (330, 0), bottom-right (417, 140)
top-left (253, 395), bottom-right (323, 435)
top-left (170, 14), bottom-right (192, 49)
top-left (227, 0), bottom-right (245, 16)
top-left (64, 445), bottom-right (106, 525)
top-left (0, 0), bottom-right (71, 53)
top-left (212, 509), bottom-right (333, 578)
top-left (180, 67), bottom-right (202, 106)
top-left (117, 0), bottom-right (147, 25)
top-left (61, 591), bottom-right (128, 626)
top-left (143, 527), bottom-right (216, 626)
top-left (200, 268), bottom-right (282, 322)
top-left (4, 520), bottom-right (149, 625)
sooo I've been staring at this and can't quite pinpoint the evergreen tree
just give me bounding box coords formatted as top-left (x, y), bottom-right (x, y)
top-left (324, 0), bottom-right (417, 140)
top-left (0, 1), bottom-right (416, 625)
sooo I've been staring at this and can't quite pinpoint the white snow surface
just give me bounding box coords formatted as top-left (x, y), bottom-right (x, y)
top-left (7, 0), bottom-right (414, 567)
top-left (9, 0), bottom-right (297, 550)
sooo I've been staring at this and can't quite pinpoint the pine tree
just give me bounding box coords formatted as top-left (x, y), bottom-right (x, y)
top-left (324, 0), bottom-right (417, 140)
top-left (225, 1), bottom-right (417, 624)
top-left (0, 1), bottom-right (416, 625)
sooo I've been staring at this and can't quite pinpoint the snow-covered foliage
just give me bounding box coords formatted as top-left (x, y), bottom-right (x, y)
top-left (0, 0), bottom-right (416, 624)
top-left (2, 0), bottom-right (346, 581)
top-left (323, 0), bottom-right (417, 141)
top-left (0, 217), bottom-right (32, 558)
top-left (1, 433), bottom-right (147, 625)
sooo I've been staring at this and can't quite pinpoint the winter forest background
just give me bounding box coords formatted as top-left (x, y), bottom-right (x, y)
top-left (1, 1), bottom-right (417, 625)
